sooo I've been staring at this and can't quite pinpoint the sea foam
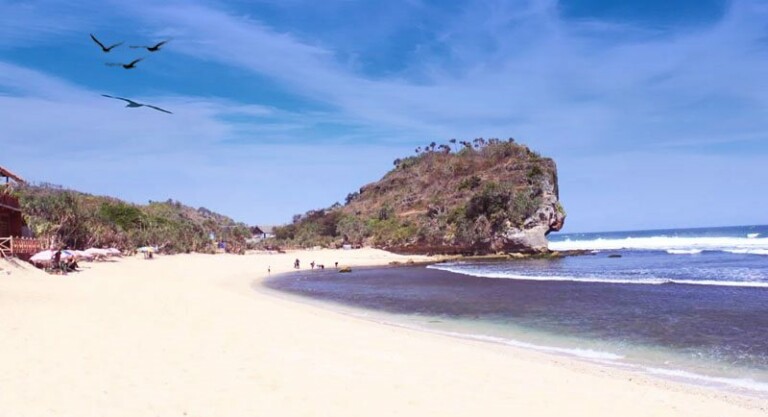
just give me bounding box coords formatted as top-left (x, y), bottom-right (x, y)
top-left (645, 367), bottom-right (768, 393)
top-left (427, 264), bottom-right (768, 288)
top-left (666, 249), bottom-right (703, 255)
top-left (549, 235), bottom-right (768, 254)
top-left (435, 330), bottom-right (624, 361)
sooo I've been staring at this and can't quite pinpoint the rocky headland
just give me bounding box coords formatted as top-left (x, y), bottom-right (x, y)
top-left (272, 138), bottom-right (565, 254)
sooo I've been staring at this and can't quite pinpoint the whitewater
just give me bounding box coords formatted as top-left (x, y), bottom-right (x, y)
top-left (549, 235), bottom-right (768, 254)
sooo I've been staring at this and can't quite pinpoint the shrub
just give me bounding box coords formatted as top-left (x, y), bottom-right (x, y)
top-left (336, 214), bottom-right (369, 243)
top-left (345, 191), bottom-right (360, 205)
top-left (458, 175), bottom-right (482, 191)
top-left (464, 182), bottom-right (511, 230)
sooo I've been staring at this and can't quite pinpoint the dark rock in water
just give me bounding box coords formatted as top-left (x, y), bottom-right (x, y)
top-left (339, 267), bottom-right (352, 273)
top-left (608, 254), bottom-right (622, 258)
top-left (559, 250), bottom-right (596, 257)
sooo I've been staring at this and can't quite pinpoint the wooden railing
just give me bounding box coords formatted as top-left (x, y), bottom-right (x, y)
top-left (0, 237), bottom-right (9, 258)
top-left (0, 236), bottom-right (48, 259)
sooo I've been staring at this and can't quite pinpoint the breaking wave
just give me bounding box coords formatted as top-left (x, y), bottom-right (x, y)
top-left (426, 264), bottom-right (768, 288)
top-left (549, 235), bottom-right (768, 255)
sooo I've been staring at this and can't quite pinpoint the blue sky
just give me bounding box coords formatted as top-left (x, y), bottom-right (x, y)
top-left (1, 0), bottom-right (767, 233)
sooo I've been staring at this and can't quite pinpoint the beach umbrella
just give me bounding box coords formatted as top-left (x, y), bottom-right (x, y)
top-left (75, 250), bottom-right (94, 260)
top-left (84, 248), bottom-right (110, 260)
top-left (137, 246), bottom-right (156, 253)
top-left (30, 250), bottom-right (74, 264)
top-left (29, 250), bottom-right (54, 264)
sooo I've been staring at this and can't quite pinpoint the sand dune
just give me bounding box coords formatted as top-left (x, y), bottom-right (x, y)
top-left (0, 250), bottom-right (765, 416)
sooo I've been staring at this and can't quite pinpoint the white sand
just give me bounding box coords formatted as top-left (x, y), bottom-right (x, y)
top-left (0, 250), bottom-right (765, 416)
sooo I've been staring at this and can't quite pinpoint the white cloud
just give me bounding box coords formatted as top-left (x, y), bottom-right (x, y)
top-left (2, 0), bottom-right (768, 228)
top-left (0, 60), bottom-right (405, 223)
top-left (107, 0), bottom-right (768, 156)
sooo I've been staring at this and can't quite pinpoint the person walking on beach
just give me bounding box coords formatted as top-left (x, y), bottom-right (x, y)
top-left (334, 261), bottom-right (338, 269)
top-left (294, 259), bottom-right (300, 269)
top-left (310, 261), bottom-right (315, 269)
top-left (268, 266), bottom-right (271, 274)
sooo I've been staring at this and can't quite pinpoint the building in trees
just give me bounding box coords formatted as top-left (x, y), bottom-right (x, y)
top-left (0, 166), bottom-right (26, 238)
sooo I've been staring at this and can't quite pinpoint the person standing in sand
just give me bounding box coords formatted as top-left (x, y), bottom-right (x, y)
top-left (53, 248), bottom-right (63, 275)
top-left (294, 259), bottom-right (300, 269)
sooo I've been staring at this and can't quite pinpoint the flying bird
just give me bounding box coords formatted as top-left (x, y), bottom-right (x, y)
top-left (90, 34), bottom-right (123, 52)
top-left (101, 94), bottom-right (173, 114)
top-left (105, 58), bottom-right (143, 69)
top-left (130, 40), bottom-right (170, 52)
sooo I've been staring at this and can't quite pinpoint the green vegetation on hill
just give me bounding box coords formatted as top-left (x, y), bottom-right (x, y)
top-left (12, 183), bottom-right (251, 253)
top-left (269, 138), bottom-right (564, 254)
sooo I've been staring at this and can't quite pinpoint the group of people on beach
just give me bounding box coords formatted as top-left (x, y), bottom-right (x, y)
top-left (51, 248), bottom-right (79, 275)
top-left (292, 259), bottom-right (338, 270)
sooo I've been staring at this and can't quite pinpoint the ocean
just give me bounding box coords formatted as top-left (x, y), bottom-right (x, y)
top-left (263, 225), bottom-right (768, 396)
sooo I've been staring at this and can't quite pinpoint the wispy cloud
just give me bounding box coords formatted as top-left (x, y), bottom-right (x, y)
top-left (0, 1), bottom-right (89, 47)
top-left (2, 0), bottom-right (767, 229)
top-left (112, 0), bottom-right (768, 155)
top-left (0, 60), bottom-right (403, 222)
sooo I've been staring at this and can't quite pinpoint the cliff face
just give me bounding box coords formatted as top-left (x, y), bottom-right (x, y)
top-left (277, 139), bottom-right (565, 254)
top-left (492, 158), bottom-right (564, 252)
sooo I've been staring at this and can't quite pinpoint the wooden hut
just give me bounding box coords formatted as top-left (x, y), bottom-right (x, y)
top-left (0, 166), bottom-right (43, 259)
top-left (0, 166), bottom-right (25, 238)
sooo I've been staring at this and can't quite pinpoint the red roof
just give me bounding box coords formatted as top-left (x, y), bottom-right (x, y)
top-left (0, 166), bottom-right (25, 184)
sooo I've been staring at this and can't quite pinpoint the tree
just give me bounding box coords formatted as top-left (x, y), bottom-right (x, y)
top-left (336, 215), bottom-right (368, 244)
top-left (345, 191), bottom-right (360, 205)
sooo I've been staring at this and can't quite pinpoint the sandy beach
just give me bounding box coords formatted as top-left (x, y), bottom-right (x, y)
top-left (0, 249), bottom-right (765, 417)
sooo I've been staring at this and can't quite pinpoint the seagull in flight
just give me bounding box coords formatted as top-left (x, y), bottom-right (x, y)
top-left (101, 94), bottom-right (173, 114)
top-left (105, 58), bottom-right (143, 69)
top-left (130, 40), bottom-right (170, 52)
top-left (90, 34), bottom-right (123, 52)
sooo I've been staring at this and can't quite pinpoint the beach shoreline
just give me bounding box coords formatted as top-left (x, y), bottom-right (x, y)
top-left (1, 249), bottom-right (766, 416)
top-left (260, 263), bottom-right (768, 401)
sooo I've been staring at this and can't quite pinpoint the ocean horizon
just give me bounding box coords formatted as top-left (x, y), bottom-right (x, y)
top-left (264, 224), bottom-right (768, 397)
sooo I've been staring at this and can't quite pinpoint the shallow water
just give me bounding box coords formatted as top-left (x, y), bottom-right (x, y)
top-left (263, 225), bottom-right (768, 395)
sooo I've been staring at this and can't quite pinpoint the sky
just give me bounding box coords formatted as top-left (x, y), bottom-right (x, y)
top-left (1, 0), bottom-right (767, 233)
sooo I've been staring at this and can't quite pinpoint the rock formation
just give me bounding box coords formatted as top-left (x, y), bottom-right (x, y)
top-left (275, 139), bottom-right (565, 254)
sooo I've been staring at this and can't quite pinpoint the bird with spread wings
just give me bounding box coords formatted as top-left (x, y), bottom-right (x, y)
top-left (102, 94), bottom-right (173, 114)
top-left (90, 34), bottom-right (123, 52)
top-left (105, 58), bottom-right (144, 70)
top-left (130, 40), bottom-right (170, 52)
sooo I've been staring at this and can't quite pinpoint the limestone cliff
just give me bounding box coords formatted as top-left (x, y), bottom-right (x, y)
top-left (273, 139), bottom-right (565, 254)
